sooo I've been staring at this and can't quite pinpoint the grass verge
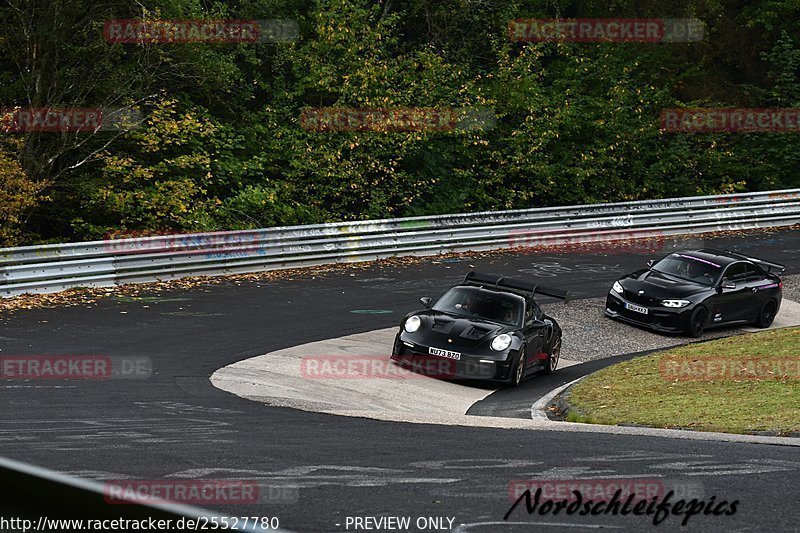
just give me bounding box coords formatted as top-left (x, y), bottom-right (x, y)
top-left (567, 327), bottom-right (800, 435)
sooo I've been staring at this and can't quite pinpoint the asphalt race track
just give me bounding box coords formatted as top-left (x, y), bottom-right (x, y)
top-left (3, 230), bottom-right (800, 532)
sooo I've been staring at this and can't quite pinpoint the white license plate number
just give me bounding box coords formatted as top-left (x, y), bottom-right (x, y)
top-left (625, 302), bottom-right (649, 314)
top-left (429, 347), bottom-right (461, 360)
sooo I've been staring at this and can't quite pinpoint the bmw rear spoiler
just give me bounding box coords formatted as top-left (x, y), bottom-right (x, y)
top-left (703, 249), bottom-right (786, 273)
top-left (463, 271), bottom-right (572, 303)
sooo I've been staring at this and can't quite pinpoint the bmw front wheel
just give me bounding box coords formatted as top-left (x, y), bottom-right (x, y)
top-left (685, 306), bottom-right (708, 338)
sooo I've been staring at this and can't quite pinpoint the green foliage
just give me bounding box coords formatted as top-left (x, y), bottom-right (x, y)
top-left (73, 98), bottom-right (221, 238)
top-left (216, 184), bottom-right (322, 228)
top-left (1, 0), bottom-right (799, 244)
top-left (0, 140), bottom-right (45, 246)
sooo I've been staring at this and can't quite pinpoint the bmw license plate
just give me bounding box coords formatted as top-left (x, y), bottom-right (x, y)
top-left (429, 347), bottom-right (461, 360)
top-left (625, 302), bottom-right (649, 315)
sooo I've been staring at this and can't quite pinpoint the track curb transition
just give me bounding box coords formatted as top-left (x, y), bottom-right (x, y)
top-left (211, 298), bottom-right (800, 447)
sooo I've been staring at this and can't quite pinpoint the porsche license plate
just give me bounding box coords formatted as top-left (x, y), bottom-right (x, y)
top-left (625, 302), bottom-right (649, 314)
top-left (429, 347), bottom-right (461, 360)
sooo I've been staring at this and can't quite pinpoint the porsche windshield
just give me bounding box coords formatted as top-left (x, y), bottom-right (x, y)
top-left (652, 254), bottom-right (722, 285)
top-left (433, 287), bottom-right (524, 327)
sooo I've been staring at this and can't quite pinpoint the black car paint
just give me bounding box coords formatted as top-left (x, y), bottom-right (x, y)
top-left (606, 251), bottom-right (783, 335)
top-left (391, 288), bottom-right (562, 383)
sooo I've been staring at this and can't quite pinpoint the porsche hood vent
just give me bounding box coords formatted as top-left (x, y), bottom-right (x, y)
top-left (431, 317), bottom-right (455, 333)
top-left (430, 316), bottom-right (495, 340)
top-left (460, 325), bottom-right (493, 340)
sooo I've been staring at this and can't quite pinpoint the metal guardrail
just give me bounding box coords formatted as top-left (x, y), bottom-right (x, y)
top-left (1, 189), bottom-right (799, 297)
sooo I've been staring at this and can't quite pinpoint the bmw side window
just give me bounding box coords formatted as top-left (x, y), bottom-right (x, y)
top-left (746, 263), bottom-right (766, 282)
top-left (723, 263), bottom-right (747, 284)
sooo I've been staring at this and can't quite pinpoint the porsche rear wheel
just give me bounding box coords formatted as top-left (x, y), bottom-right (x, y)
top-left (685, 306), bottom-right (707, 338)
top-left (755, 300), bottom-right (777, 329)
top-left (542, 338), bottom-right (560, 374)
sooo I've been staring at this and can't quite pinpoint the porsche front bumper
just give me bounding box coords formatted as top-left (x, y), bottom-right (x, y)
top-left (390, 333), bottom-right (513, 381)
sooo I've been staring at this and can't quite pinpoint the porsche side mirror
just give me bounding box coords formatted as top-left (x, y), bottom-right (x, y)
top-left (646, 260), bottom-right (655, 268)
top-left (721, 280), bottom-right (736, 290)
top-left (420, 297), bottom-right (432, 308)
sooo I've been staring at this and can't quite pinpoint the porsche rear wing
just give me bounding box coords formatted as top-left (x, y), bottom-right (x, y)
top-left (462, 271), bottom-right (572, 303)
top-left (707, 249), bottom-right (787, 273)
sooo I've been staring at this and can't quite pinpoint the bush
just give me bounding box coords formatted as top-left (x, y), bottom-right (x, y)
top-left (0, 143), bottom-right (44, 246)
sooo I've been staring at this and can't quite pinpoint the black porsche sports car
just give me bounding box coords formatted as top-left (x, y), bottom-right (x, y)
top-left (605, 249), bottom-right (785, 337)
top-left (391, 271), bottom-right (569, 386)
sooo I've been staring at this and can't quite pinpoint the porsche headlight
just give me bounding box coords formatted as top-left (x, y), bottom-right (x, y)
top-left (612, 281), bottom-right (624, 294)
top-left (491, 334), bottom-right (512, 352)
top-left (662, 299), bottom-right (691, 308)
top-left (404, 315), bottom-right (421, 333)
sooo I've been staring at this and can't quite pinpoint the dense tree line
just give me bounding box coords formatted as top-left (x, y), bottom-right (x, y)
top-left (1, 0), bottom-right (799, 245)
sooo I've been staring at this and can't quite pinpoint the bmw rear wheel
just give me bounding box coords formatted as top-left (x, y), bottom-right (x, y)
top-left (755, 300), bottom-right (777, 329)
top-left (685, 306), bottom-right (708, 338)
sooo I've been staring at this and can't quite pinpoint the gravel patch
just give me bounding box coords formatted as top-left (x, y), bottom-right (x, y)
top-left (780, 273), bottom-right (800, 302)
top-left (543, 285), bottom-right (800, 362)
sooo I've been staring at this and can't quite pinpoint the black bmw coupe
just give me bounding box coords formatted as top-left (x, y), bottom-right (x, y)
top-left (391, 271), bottom-right (569, 386)
top-left (605, 249), bottom-right (784, 337)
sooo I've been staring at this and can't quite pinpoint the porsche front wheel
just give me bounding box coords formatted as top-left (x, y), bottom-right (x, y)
top-left (510, 349), bottom-right (526, 387)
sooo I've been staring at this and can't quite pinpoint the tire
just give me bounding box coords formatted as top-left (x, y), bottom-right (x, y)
top-left (509, 349), bottom-right (526, 387)
top-left (684, 306), bottom-right (708, 338)
top-left (542, 337), bottom-right (561, 375)
top-left (755, 300), bottom-right (778, 329)
top-left (391, 334), bottom-right (401, 356)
